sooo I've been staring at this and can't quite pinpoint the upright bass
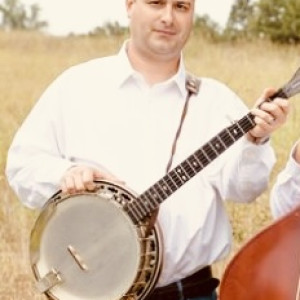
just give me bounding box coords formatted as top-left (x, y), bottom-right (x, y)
top-left (219, 204), bottom-right (300, 300)
top-left (219, 68), bottom-right (300, 300)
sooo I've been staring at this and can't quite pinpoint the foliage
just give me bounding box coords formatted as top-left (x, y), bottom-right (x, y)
top-left (251, 0), bottom-right (300, 43)
top-left (225, 0), bottom-right (300, 44)
top-left (223, 0), bottom-right (255, 40)
top-left (89, 21), bottom-right (128, 37)
top-left (193, 15), bottom-right (222, 42)
top-left (0, 0), bottom-right (47, 31)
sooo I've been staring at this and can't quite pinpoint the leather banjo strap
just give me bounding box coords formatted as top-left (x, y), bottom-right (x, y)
top-left (147, 74), bottom-right (201, 234)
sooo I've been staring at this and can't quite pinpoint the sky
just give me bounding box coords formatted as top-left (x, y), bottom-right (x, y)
top-left (24, 0), bottom-right (236, 36)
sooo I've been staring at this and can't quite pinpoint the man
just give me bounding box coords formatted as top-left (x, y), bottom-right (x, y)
top-left (6, 0), bottom-right (289, 299)
top-left (270, 140), bottom-right (300, 219)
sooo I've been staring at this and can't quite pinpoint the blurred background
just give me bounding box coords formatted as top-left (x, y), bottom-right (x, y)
top-left (0, 0), bottom-right (300, 298)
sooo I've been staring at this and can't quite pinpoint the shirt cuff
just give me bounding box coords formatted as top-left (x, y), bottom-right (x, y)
top-left (246, 132), bottom-right (270, 145)
top-left (242, 135), bottom-right (271, 149)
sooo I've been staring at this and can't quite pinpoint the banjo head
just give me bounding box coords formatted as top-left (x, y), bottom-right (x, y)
top-left (30, 185), bottom-right (142, 300)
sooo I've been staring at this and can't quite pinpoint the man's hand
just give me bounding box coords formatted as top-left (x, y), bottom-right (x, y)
top-left (247, 88), bottom-right (290, 143)
top-left (60, 165), bottom-right (124, 194)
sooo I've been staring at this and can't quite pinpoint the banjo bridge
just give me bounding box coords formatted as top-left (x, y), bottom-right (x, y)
top-left (67, 245), bottom-right (89, 271)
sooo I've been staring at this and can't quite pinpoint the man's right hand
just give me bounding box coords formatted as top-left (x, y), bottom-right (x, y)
top-left (60, 165), bottom-right (123, 194)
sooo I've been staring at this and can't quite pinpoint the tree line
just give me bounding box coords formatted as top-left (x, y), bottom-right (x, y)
top-left (225, 0), bottom-right (300, 43)
top-left (0, 0), bottom-right (47, 31)
top-left (0, 0), bottom-right (299, 44)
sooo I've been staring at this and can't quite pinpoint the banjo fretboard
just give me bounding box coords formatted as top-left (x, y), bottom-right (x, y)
top-left (126, 112), bottom-right (256, 224)
top-left (124, 65), bottom-right (300, 224)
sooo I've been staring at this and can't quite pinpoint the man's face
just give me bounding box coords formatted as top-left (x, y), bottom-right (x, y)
top-left (126, 0), bottom-right (194, 61)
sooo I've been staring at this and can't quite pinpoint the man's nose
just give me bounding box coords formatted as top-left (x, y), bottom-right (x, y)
top-left (160, 4), bottom-right (174, 25)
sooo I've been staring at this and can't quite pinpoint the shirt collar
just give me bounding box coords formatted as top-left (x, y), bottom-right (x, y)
top-left (115, 41), bottom-right (188, 98)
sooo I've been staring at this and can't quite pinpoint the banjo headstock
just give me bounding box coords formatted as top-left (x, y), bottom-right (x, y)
top-left (269, 66), bottom-right (300, 100)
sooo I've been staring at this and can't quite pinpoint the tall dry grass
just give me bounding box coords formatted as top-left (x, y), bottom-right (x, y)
top-left (0, 30), bottom-right (300, 299)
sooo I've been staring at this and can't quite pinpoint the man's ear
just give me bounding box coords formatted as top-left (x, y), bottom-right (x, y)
top-left (126, 0), bottom-right (135, 18)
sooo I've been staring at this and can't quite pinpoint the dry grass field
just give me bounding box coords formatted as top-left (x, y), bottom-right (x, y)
top-left (0, 30), bottom-right (300, 299)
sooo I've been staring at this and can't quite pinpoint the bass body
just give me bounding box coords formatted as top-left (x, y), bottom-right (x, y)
top-left (219, 205), bottom-right (300, 300)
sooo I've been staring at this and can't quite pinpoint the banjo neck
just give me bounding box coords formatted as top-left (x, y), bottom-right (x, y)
top-left (126, 111), bottom-right (257, 224)
top-left (125, 65), bottom-right (300, 224)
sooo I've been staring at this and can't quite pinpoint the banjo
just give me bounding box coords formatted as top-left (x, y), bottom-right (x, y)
top-left (30, 68), bottom-right (300, 300)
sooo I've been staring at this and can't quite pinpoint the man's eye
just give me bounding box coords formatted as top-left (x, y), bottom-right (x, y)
top-left (176, 2), bottom-right (190, 11)
top-left (149, 0), bottom-right (163, 5)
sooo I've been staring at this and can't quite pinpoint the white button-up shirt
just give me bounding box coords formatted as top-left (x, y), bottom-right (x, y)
top-left (6, 42), bottom-right (275, 286)
top-left (270, 143), bottom-right (300, 219)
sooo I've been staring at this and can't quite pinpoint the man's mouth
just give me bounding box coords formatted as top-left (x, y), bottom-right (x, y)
top-left (154, 29), bottom-right (176, 36)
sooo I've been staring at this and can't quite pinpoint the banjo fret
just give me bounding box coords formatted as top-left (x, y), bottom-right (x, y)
top-left (189, 154), bottom-right (203, 171)
top-left (148, 187), bottom-right (164, 203)
top-left (183, 159), bottom-right (197, 176)
top-left (169, 169), bottom-right (184, 187)
top-left (158, 178), bottom-right (173, 196)
top-left (163, 175), bottom-right (178, 191)
top-left (135, 197), bottom-right (152, 216)
top-left (139, 194), bottom-right (156, 211)
top-left (199, 146), bottom-right (213, 164)
top-left (153, 182), bottom-right (169, 198)
top-left (126, 204), bottom-right (141, 223)
top-left (175, 165), bottom-right (190, 181)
